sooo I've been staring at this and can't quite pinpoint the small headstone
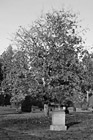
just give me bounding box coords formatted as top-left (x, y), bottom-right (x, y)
top-left (63, 106), bottom-right (66, 110)
top-left (50, 110), bottom-right (67, 131)
top-left (44, 104), bottom-right (49, 116)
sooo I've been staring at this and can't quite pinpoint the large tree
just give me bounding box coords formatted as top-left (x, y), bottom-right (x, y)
top-left (1, 9), bottom-right (86, 108)
top-left (13, 9), bottom-right (86, 105)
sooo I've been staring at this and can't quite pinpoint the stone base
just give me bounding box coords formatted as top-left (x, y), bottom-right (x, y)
top-left (50, 125), bottom-right (67, 131)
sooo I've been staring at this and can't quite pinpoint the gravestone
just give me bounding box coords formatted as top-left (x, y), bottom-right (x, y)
top-left (50, 110), bottom-right (67, 131)
top-left (44, 104), bottom-right (49, 116)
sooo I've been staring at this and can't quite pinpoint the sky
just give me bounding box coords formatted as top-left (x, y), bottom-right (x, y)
top-left (0, 0), bottom-right (93, 54)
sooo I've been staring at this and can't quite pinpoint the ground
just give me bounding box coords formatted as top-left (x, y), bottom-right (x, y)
top-left (0, 106), bottom-right (93, 140)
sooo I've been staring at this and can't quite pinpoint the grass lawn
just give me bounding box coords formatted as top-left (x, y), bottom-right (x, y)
top-left (0, 106), bottom-right (93, 140)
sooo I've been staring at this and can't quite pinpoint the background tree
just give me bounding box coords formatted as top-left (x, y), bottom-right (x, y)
top-left (0, 58), bottom-right (3, 86)
top-left (1, 45), bottom-right (14, 95)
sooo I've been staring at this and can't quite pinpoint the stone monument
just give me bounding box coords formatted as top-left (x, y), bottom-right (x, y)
top-left (50, 110), bottom-right (67, 131)
top-left (44, 103), bottom-right (49, 116)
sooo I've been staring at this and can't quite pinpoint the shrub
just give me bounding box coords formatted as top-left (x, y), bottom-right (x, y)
top-left (21, 96), bottom-right (32, 112)
top-left (4, 94), bottom-right (11, 106)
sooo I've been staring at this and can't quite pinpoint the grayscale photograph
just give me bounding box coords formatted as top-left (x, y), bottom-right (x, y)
top-left (0, 0), bottom-right (93, 139)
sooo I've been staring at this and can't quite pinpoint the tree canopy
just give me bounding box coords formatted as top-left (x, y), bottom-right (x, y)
top-left (0, 9), bottom-right (90, 105)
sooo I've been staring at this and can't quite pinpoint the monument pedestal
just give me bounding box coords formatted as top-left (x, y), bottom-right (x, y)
top-left (50, 110), bottom-right (67, 131)
top-left (50, 125), bottom-right (67, 131)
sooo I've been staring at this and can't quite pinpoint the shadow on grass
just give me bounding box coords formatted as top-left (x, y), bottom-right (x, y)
top-left (0, 112), bottom-right (19, 116)
top-left (66, 121), bottom-right (81, 129)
